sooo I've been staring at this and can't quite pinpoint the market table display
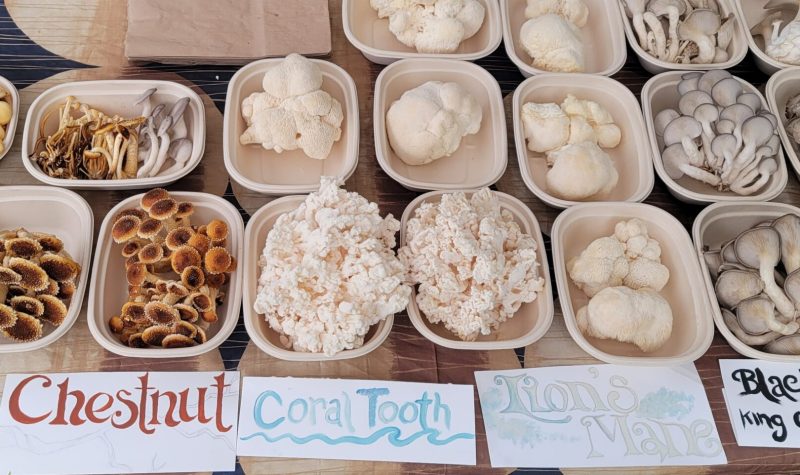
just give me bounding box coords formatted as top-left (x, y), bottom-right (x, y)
top-left (1, 0), bottom-right (800, 473)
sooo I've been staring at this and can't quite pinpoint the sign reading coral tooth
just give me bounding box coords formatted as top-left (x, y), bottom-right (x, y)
top-left (236, 377), bottom-right (476, 465)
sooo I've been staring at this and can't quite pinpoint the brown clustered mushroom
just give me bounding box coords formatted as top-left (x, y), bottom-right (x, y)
top-left (0, 228), bottom-right (80, 343)
top-left (108, 189), bottom-right (233, 348)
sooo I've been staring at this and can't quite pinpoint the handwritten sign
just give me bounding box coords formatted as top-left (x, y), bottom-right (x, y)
top-left (236, 377), bottom-right (476, 464)
top-left (0, 371), bottom-right (240, 474)
top-left (475, 364), bottom-right (726, 468)
top-left (720, 359), bottom-right (800, 447)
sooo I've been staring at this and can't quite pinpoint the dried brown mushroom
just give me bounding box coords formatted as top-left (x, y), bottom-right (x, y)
top-left (3, 313), bottom-right (43, 342)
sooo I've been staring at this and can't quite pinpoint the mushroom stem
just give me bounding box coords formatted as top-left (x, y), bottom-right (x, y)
top-left (680, 162), bottom-right (721, 186)
top-left (665, 8), bottom-right (681, 61)
top-left (149, 116), bottom-right (173, 178)
top-left (761, 263), bottom-right (796, 318)
top-left (722, 309), bottom-right (781, 346)
top-left (643, 12), bottom-right (668, 59)
top-left (137, 122), bottom-right (159, 178)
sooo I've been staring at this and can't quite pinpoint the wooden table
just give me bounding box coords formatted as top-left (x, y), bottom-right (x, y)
top-left (0, 1), bottom-right (798, 473)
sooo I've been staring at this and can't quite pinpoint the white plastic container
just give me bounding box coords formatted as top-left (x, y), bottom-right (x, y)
top-left (400, 190), bottom-right (554, 350)
top-left (374, 58), bottom-right (507, 191)
top-left (733, 0), bottom-right (797, 75)
top-left (693, 201), bottom-right (800, 362)
top-left (223, 57), bottom-right (359, 195)
top-left (767, 67), bottom-right (800, 181)
top-left (501, 0), bottom-right (627, 77)
top-left (87, 192), bottom-right (243, 358)
top-left (0, 186), bottom-right (93, 353)
top-left (0, 75), bottom-right (19, 162)
top-left (242, 195), bottom-right (394, 361)
top-left (512, 73), bottom-right (654, 209)
top-left (22, 80), bottom-right (206, 190)
top-left (617, 0), bottom-right (748, 74)
top-left (342, 0), bottom-right (502, 65)
top-left (552, 202), bottom-right (715, 366)
top-left (642, 70), bottom-right (788, 204)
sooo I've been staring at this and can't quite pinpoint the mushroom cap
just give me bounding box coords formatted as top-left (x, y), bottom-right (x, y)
top-left (205, 272), bottom-right (226, 289)
top-left (663, 116), bottom-right (702, 146)
top-left (679, 90), bottom-right (714, 116)
top-left (175, 202), bottom-right (194, 219)
top-left (181, 265), bottom-right (205, 290)
top-left (654, 109), bottom-right (680, 136)
top-left (0, 266), bottom-right (21, 285)
top-left (121, 301), bottom-right (147, 323)
top-left (56, 280), bottom-right (76, 300)
top-left (171, 245), bottom-right (202, 274)
top-left (144, 301), bottom-right (179, 325)
top-left (784, 268), bottom-right (800, 306)
top-left (694, 103), bottom-right (720, 124)
top-left (765, 335), bottom-right (800, 355)
top-left (36, 234), bottom-right (64, 253)
top-left (648, 0), bottom-right (686, 16)
top-left (201, 309), bottom-right (218, 323)
top-left (194, 326), bottom-right (207, 344)
top-left (126, 263), bottom-right (150, 286)
top-left (204, 246), bottom-right (232, 275)
top-left (166, 282), bottom-right (190, 298)
top-left (720, 103), bottom-right (755, 125)
top-left (10, 296), bottom-right (44, 317)
top-left (734, 226), bottom-right (781, 269)
top-left (678, 77), bottom-right (700, 95)
top-left (127, 333), bottom-right (147, 348)
top-left (8, 258), bottom-right (49, 292)
top-left (117, 208), bottom-right (149, 222)
top-left (714, 269), bottom-right (764, 309)
top-left (735, 296), bottom-right (775, 336)
top-left (773, 214), bottom-right (800, 273)
top-left (36, 279), bottom-right (59, 297)
top-left (38, 294), bottom-right (67, 326)
top-left (149, 198), bottom-right (178, 221)
top-left (161, 333), bottom-right (197, 348)
top-left (711, 77), bottom-right (743, 107)
top-left (138, 218), bottom-right (164, 240)
top-left (187, 233), bottom-right (210, 255)
top-left (173, 320), bottom-right (197, 339)
top-left (711, 133), bottom-right (737, 159)
top-left (205, 219), bottom-right (228, 241)
top-left (109, 315), bottom-right (124, 333)
top-left (121, 240), bottom-right (142, 258)
top-left (174, 303), bottom-right (199, 323)
top-left (39, 253), bottom-right (79, 282)
top-left (716, 119), bottom-right (735, 135)
top-left (741, 116), bottom-right (775, 148)
top-left (137, 242), bottom-right (164, 264)
top-left (135, 87), bottom-right (157, 106)
top-left (698, 69), bottom-right (732, 94)
top-left (0, 304), bottom-right (17, 329)
top-left (140, 188), bottom-right (170, 211)
top-left (2, 312), bottom-right (43, 342)
top-left (679, 9), bottom-right (722, 38)
top-left (142, 324), bottom-right (172, 346)
top-left (737, 93), bottom-right (762, 113)
top-left (165, 226), bottom-right (194, 250)
top-left (112, 215), bottom-right (142, 243)
top-left (5, 237), bottom-right (42, 259)
top-left (187, 292), bottom-right (213, 312)
top-left (662, 143), bottom-right (691, 179)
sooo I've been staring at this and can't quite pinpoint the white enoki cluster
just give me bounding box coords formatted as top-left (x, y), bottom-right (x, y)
top-left (399, 188), bottom-right (545, 341)
top-left (254, 177), bottom-right (410, 356)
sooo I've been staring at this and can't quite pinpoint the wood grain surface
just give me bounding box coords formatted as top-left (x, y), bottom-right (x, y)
top-left (1, 0), bottom-right (799, 474)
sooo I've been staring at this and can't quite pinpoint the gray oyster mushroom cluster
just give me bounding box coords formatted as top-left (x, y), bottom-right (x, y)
top-left (705, 214), bottom-right (800, 355)
top-left (654, 70), bottom-right (780, 195)
top-left (134, 88), bottom-right (192, 178)
top-left (751, 0), bottom-right (800, 65)
top-left (786, 91), bottom-right (800, 147)
top-left (621, 0), bottom-right (736, 64)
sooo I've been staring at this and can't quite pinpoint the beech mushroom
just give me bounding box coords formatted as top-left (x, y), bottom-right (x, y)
top-left (734, 227), bottom-right (796, 318)
top-left (715, 269), bottom-right (764, 309)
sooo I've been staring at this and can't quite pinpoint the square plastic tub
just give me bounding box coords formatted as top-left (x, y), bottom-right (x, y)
top-left (400, 190), bottom-right (554, 350)
top-left (374, 58), bottom-right (507, 191)
top-left (242, 195), bottom-right (394, 361)
top-left (342, 0), bottom-right (502, 65)
top-left (767, 67), bottom-right (800, 181)
top-left (0, 186), bottom-right (93, 353)
top-left (552, 202), bottom-right (715, 366)
top-left (642, 70), bottom-right (788, 204)
top-left (87, 192), bottom-right (243, 358)
top-left (617, 0), bottom-right (747, 74)
top-left (0, 75), bottom-right (19, 162)
top-left (693, 201), bottom-right (800, 362)
top-left (512, 73), bottom-right (654, 209)
top-left (22, 80), bottom-right (206, 190)
top-left (733, 0), bottom-right (796, 75)
top-left (501, 0), bottom-right (627, 77)
top-left (223, 57), bottom-right (359, 195)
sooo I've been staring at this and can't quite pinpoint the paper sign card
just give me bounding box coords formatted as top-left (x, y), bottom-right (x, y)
top-left (237, 377), bottom-right (476, 465)
top-left (0, 371), bottom-right (240, 474)
top-left (475, 364), bottom-right (726, 468)
top-left (720, 359), bottom-right (800, 448)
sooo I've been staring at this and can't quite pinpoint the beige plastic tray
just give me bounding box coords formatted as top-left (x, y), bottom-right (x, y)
top-left (512, 73), bottom-right (654, 209)
top-left (223, 58), bottom-right (359, 195)
top-left (374, 58), bottom-right (507, 191)
top-left (87, 192), bottom-right (243, 358)
top-left (501, 0), bottom-right (627, 77)
top-left (21, 80), bottom-right (206, 190)
top-left (342, 0), bottom-right (502, 65)
top-left (400, 190), bottom-right (554, 350)
top-left (733, 0), bottom-right (795, 75)
top-left (0, 75), bottom-right (19, 162)
top-left (617, 0), bottom-right (747, 74)
top-left (0, 186), bottom-right (93, 353)
top-left (552, 202), bottom-right (715, 366)
top-left (642, 71), bottom-right (788, 204)
top-left (242, 195), bottom-right (394, 361)
top-left (693, 201), bottom-right (800, 362)
top-left (767, 67), bottom-right (800, 181)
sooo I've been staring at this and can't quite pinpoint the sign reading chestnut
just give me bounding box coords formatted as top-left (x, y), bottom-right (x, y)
top-left (0, 371), bottom-right (240, 474)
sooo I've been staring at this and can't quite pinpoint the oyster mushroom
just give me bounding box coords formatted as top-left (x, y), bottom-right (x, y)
top-left (678, 9), bottom-right (722, 63)
top-left (662, 143), bottom-right (721, 186)
top-left (726, 116), bottom-right (776, 184)
top-left (715, 269), bottom-right (764, 309)
top-left (648, 0), bottom-right (687, 61)
top-left (736, 296), bottom-right (798, 335)
top-left (711, 77), bottom-right (743, 107)
top-left (734, 227), bottom-right (796, 318)
top-left (663, 116), bottom-right (704, 166)
top-left (716, 119), bottom-right (735, 135)
top-left (694, 103), bottom-right (720, 167)
top-left (730, 158), bottom-right (777, 196)
top-left (677, 73), bottom-right (701, 94)
top-left (678, 90), bottom-right (714, 116)
top-left (698, 69), bottom-right (732, 94)
top-left (157, 138), bottom-right (193, 176)
top-left (168, 97), bottom-right (190, 140)
top-left (765, 334), bottom-right (800, 355)
top-left (704, 249), bottom-right (723, 278)
top-left (771, 214), bottom-right (800, 274)
top-left (135, 88), bottom-right (157, 122)
top-left (623, 0), bottom-right (651, 49)
top-left (737, 93), bottom-right (762, 113)
top-left (722, 308), bottom-right (781, 346)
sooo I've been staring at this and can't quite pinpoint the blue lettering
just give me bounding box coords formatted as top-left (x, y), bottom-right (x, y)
top-left (379, 401), bottom-right (398, 424)
top-left (253, 391), bottom-right (284, 429)
top-left (356, 387), bottom-right (390, 428)
top-left (433, 392), bottom-right (451, 429)
top-left (399, 402), bottom-right (419, 423)
top-left (288, 398), bottom-right (308, 423)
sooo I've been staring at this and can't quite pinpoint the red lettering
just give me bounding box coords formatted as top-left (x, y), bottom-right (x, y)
top-left (8, 375), bottom-right (52, 424)
top-left (213, 373), bottom-right (232, 433)
top-left (85, 392), bottom-right (114, 424)
top-left (149, 391), bottom-right (181, 427)
top-left (110, 389), bottom-right (138, 429)
top-left (136, 374), bottom-right (155, 435)
top-left (50, 378), bottom-right (86, 426)
top-left (194, 387), bottom-right (211, 424)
